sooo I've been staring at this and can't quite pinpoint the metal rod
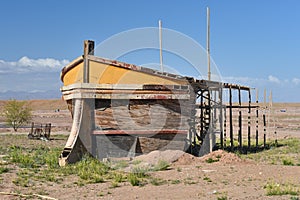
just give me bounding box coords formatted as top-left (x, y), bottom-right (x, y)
top-left (159, 20), bottom-right (164, 72)
top-left (207, 7), bottom-right (211, 81)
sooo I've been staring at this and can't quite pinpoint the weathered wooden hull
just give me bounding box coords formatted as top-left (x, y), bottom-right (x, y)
top-left (59, 41), bottom-right (195, 165)
top-left (58, 40), bottom-right (256, 166)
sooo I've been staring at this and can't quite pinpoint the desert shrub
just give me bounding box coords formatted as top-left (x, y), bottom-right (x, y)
top-left (282, 158), bottom-right (294, 166)
top-left (153, 160), bottom-right (170, 171)
top-left (112, 172), bottom-right (125, 183)
top-left (2, 99), bottom-right (32, 131)
top-left (0, 166), bottom-right (9, 174)
top-left (131, 166), bottom-right (149, 178)
top-left (206, 157), bottom-right (219, 163)
top-left (71, 156), bottom-right (109, 183)
top-left (171, 179), bottom-right (181, 184)
top-left (264, 182), bottom-right (299, 196)
top-left (217, 196), bottom-right (228, 200)
top-left (128, 173), bottom-right (141, 186)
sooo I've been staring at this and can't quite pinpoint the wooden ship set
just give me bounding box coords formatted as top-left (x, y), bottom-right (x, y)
top-left (58, 40), bottom-right (267, 166)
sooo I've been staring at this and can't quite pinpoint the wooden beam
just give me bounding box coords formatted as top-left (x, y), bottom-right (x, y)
top-left (93, 129), bottom-right (188, 135)
top-left (238, 87), bottom-right (242, 149)
top-left (248, 90), bottom-right (251, 148)
top-left (229, 87), bottom-right (234, 151)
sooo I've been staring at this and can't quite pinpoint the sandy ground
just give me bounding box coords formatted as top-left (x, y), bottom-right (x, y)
top-left (0, 100), bottom-right (299, 199)
top-left (0, 144), bottom-right (299, 200)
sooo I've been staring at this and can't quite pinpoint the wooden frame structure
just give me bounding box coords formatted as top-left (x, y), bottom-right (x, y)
top-left (58, 40), bottom-right (265, 165)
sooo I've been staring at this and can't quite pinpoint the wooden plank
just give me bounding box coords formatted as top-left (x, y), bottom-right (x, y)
top-left (93, 129), bottom-right (188, 135)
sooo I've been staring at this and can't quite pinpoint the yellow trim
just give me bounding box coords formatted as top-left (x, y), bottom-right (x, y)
top-left (63, 62), bottom-right (84, 85)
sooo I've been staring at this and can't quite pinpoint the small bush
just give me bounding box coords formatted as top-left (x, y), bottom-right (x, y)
top-left (128, 173), bottom-right (141, 186)
top-left (264, 182), bottom-right (299, 196)
top-left (282, 158), bottom-right (294, 166)
top-left (203, 176), bottom-right (212, 182)
top-left (171, 179), bottom-right (180, 184)
top-left (290, 196), bottom-right (299, 200)
top-left (131, 166), bottom-right (148, 178)
top-left (112, 172), bottom-right (124, 183)
top-left (0, 166), bottom-right (9, 174)
top-left (153, 160), bottom-right (170, 171)
top-left (206, 157), bottom-right (219, 163)
top-left (74, 156), bottom-right (109, 183)
top-left (217, 196), bottom-right (228, 200)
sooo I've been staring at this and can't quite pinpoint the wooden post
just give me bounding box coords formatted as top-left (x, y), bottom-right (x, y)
top-left (30, 122), bottom-right (34, 134)
top-left (83, 40), bottom-right (95, 83)
top-left (223, 88), bottom-right (227, 148)
top-left (207, 7), bottom-right (211, 81)
top-left (223, 101), bottom-right (227, 148)
top-left (219, 87), bottom-right (224, 149)
top-left (200, 90), bottom-right (204, 140)
top-left (247, 89), bottom-right (251, 149)
top-left (238, 87), bottom-right (242, 149)
top-left (255, 89), bottom-right (259, 148)
top-left (208, 90), bottom-right (213, 153)
top-left (229, 87), bottom-right (234, 151)
top-left (263, 89), bottom-right (267, 148)
top-left (263, 114), bottom-right (266, 147)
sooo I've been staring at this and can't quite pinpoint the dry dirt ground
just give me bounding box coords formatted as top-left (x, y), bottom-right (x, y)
top-left (0, 100), bottom-right (299, 200)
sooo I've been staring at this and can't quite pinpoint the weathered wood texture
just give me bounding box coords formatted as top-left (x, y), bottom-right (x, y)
top-left (94, 99), bottom-right (192, 131)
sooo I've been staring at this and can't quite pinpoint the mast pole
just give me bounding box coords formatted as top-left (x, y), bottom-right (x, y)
top-left (159, 20), bottom-right (164, 72)
top-left (207, 7), bottom-right (211, 81)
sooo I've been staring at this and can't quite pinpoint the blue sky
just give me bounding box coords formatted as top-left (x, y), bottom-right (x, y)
top-left (0, 0), bottom-right (299, 102)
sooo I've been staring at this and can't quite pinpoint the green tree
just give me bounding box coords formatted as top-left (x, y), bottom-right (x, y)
top-left (2, 99), bottom-right (32, 132)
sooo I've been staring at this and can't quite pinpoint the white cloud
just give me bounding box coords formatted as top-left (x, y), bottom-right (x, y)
top-left (220, 75), bottom-right (300, 102)
top-left (268, 75), bottom-right (280, 84)
top-left (292, 78), bottom-right (300, 85)
top-left (0, 56), bottom-right (69, 73)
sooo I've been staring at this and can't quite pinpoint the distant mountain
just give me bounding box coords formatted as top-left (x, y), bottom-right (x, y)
top-left (0, 90), bottom-right (62, 100)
